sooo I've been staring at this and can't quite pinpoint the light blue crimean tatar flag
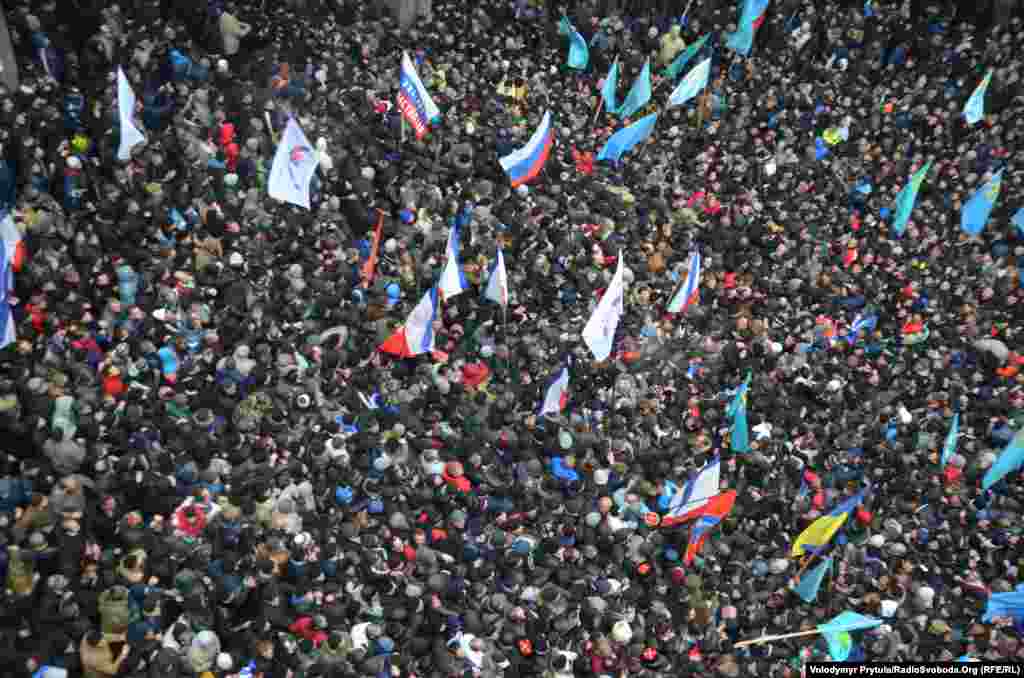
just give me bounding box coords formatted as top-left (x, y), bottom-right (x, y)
top-left (268, 117), bottom-right (319, 210)
top-left (960, 169), bottom-right (1003, 237)
top-left (963, 69), bottom-right (993, 125)
top-left (596, 113), bottom-right (658, 163)
top-left (668, 57), bottom-right (711, 108)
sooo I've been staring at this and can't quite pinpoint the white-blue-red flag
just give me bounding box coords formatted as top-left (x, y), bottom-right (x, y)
top-left (539, 365), bottom-right (570, 416)
top-left (499, 111), bottom-right (555, 188)
top-left (667, 251), bottom-right (701, 313)
top-left (483, 246), bottom-right (510, 307)
top-left (379, 287), bottom-right (439, 358)
top-left (398, 51), bottom-right (441, 139)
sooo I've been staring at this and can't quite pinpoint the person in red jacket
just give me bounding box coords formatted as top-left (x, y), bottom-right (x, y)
top-left (288, 614), bottom-right (328, 647)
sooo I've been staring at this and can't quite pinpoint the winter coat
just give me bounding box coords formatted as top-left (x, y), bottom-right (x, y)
top-left (219, 12), bottom-right (251, 56)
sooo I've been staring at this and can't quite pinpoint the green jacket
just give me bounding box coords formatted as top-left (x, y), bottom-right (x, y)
top-left (98, 586), bottom-right (133, 634)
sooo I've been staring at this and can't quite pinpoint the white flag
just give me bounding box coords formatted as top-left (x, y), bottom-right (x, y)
top-left (116, 67), bottom-right (146, 161)
top-left (268, 117), bottom-right (319, 210)
top-left (582, 253), bottom-right (626, 361)
top-left (438, 224), bottom-right (469, 299)
top-left (483, 247), bottom-right (510, 307)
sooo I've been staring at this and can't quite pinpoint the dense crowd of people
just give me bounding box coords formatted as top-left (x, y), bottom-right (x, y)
top-left (1, 0), bottom-right (1024, 676)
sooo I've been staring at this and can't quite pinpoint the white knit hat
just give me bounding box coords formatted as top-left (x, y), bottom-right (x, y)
top-left (216, 653), bottom-right (233, 671)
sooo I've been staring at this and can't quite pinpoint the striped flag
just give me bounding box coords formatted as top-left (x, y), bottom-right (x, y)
top-left (438, 222), bottom-right (469, 300)
top-left (0, 240), bottom-right (14, 349)
top-left (539, 364), bottom-right (570, 416)
top-left (667, 251), bottom-right (701, 313)
top-left (379, 287), bottom-right (440, 358)
top-left (398, 51), bottom-right (441, 139)
top-left (499, 111), bottom-right (555, 188)
top-left (483, 246), bottom-right (510, 307)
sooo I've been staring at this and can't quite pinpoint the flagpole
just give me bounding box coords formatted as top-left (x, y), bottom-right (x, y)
top-left (734, 628), bottom-right (825, 649)
top-left (680, 0), bottom-right (694, 25)
top-left (591, 93), bottom-right (605, 126)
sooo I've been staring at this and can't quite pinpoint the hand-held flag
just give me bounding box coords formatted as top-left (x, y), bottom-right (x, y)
top-left (960, 169), bottom-right (1003, 236)
top-left (662, 457), bottom-right (720, 527)
top-left (817, 611), bottom-right (883, 661)
top-left (483, 246), bottom-right (510, 307)
top-left (890, 160), bottom-right (932, 236)
top-left (398, 51), bottom-right (441, 140)
top-left (727, 372), bottom-right (751, 453)
top-left (268, 117), bottom-right (319, 209)
top-left (792, 556), bottom-right (832, 603)
top-left (596, 113), bottom-right (658, 162)
top-left (499, 111), bottom-right (555, 188)
top-left (667, 251), bottom-right (701, 313)
top-left (539, 365), bottom-right (570, 416)
top-left (566, 21), bottom-right (590, 70)
top-left (963, 69), bottom-right (993, 125)
top-left (582, 253), bottom-right (626, 361)
top-left (0, 240), bottom-right (15, 349)
top-left (790, 488), bottom-right (867, 557)
top-left (940, 412), bottom-right (959, 469)
top-left (725, 0), bottom-right (770, 56)
top-left (665, 34), bottom-right (709, 80)
top-left (683, 490), bottom-right (737, 564)
top-left (379, 288), bottom-right (440, 358)
top-left (668, 57), bottom-right (711, 108)
top-left (982, 584), bottom-right (1024, 623)
top-left (601, 58), bottom-right (622, 114)
top-left (438, 222), bottom-right (469, 299)
top-left (982, 428), bottom-right (1024, 490)
top-left (117, 67), bottom-right (146, 161)
top-left (618, 59), bottom-right (652, 120)
top-left (0, 210), bottom-right (25, 273)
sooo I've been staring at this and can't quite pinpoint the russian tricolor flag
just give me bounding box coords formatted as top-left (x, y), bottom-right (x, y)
top-left (0, 240), bottom-right (16, 350)
top-left (539, 365), bottom-right (570, 416)
top-left (379, 287), bottom-right (439, 358)
top-left (667, 250), bottom-right (700, 313)
top-left (398, 51), bottom-right (441, 140)
top-left (0, 211), bottom-right (26, 273)
top-left (483, 246), bottom-right (510, 308)
top-left (438, 223), bottom-right (469, 300)
top-left (499, 111), bottom-right (554, 188)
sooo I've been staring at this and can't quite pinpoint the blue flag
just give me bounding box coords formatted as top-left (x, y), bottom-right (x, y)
top-left (596, 113), bottom-right (658, 162)
top-left (727, 372), bottom-right (751, 453)
top-left (815, 137), bottom-right (830, 160)
top-left (268, 117), bottom-right (319, 210)
top-left (601, 59), bottom-right (622, 114)
top-left (963, 70), bottom-right (993, 125)
top-left (940, 412), bottom-right (959, 469)
top-left (891, 160), bottom-right (931, 236)
top-left (960, 169), bottom-right (1003, 236)
top-left (725, 0), bottom-right (770, 56)
top-left (983, 428), bottom-right (1024, 490)
top-left (793, 556), bottom-right (832, 603)
top-left (664, 34), bottom-right (710, 80)
top-left (983, 585), bottom-right (1024, 623)
top-left (668, 57), bottom-right (711, 108)
top-left (1013, 207), bottom-right (1024, 236)
top-left (568, 25), bottom-right (590, 70)
top-left (618, 60), bottom-right (652, 120)
top-left (817, 611), bottom-right (882, 661)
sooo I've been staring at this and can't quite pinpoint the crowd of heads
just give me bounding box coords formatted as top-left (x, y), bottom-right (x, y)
top-left (1, 0), bottom-right (1024, 676)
